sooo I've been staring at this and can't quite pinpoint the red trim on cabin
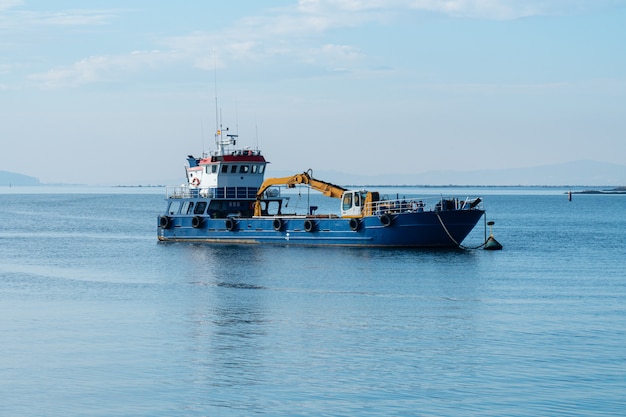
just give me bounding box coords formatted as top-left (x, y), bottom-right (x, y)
top-left (199, 155), bottom-right (266, 164)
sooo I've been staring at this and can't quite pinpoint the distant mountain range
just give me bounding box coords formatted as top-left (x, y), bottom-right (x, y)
top-left (298, 160), bottom-right (626, 187)
top-left (420, 160), bottom-right (626, 186)
top-left (2, 160), bottom-right (625, 187)
top-left (0, 170), bottom-right (40, 186)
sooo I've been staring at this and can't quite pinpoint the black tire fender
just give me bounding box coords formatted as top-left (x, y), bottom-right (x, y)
top-left (380, 213), bottom-right (393, 227)
top-left (191, 216), bottom-right (203, 228)
top-left (225, 218), bottom-right (237, 231)
top-left (159, 216), bottom-right (171, 229)
top-left (304, 219), bottom-right (316, 232)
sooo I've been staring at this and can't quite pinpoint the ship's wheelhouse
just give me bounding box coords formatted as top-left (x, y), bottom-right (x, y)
top-left (186, 151), bottom-right (268, 195)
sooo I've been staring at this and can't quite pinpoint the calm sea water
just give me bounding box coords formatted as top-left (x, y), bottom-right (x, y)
top-left (1, 186), bottom-right (624, 416)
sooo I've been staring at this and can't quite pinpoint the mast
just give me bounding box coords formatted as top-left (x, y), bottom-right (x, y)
top-left (212, 51), bottom-right (237, 156)
top-left (213, 50), bottom-right (220, 154)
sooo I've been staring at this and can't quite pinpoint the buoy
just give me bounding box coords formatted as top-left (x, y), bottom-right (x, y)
top-left (483, 221), bottom-right (503, 250)
top-left (484, 235), bottom-right (503, 250)
top-left (568, 191), bottom-right (572, 201)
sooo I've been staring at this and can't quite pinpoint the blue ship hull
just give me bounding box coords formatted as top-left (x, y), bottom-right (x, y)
top-left (158, 147), bottom-right (488, 248)
top-left (157, 209), bottom-right (484, 247)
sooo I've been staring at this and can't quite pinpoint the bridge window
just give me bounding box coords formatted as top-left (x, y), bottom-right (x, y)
top-left (231, 165), bottom-right (237, 173)
top-left (239, 165), bottom-right (250, 174)
top-left (181, 201), bottom-right (194, 215)
top-left (211, 165), bottom-right (218, 173)
top-left (221, 165), bottom-right (229, 173)
top-left (194, 201), bottom-right (207, 214)
top-left (168, 200), bottom-right (181, 215)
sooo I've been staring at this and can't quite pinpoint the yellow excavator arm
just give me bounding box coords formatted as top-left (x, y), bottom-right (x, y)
top-left (254, 171), bottom-right (347, 216)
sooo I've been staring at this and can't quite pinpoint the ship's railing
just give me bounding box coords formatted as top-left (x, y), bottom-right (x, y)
top-left (166, 186), bottom-right (193, 199)
top-left (363, 196), bottom-right (482, 216)
top-left (166, 186), bottom-right (258, 199)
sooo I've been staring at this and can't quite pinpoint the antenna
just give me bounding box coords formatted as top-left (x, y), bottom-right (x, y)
top-left (213, 50), bottom-right (219, 150)
top-left (235, 98), bottom-right (239, 137)
top-left (200, 119), bottom-right (205, 156)
top-left (210, 50), bottom-right (238, 155)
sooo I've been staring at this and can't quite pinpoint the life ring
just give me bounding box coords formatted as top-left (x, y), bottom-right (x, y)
top-left (380, 213), bottom-right (393, 227)
top-left (191, 177), bottom-right (200, 186)
top-left (159, 216), bottom-right (171, 229)
top-left (225, 218), bottom-right (237, 231)
top-left (304, 219), bottom-right (316, 232)
top-left (349, 218), bottom-right (360, 231)
top-left (273, 218), bottom-right (284, 231)
top-left (191, 216), bottom-right (203, 228)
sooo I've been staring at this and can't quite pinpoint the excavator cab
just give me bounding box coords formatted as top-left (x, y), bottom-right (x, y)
top-left (341, 190), bottom-right (368, 217)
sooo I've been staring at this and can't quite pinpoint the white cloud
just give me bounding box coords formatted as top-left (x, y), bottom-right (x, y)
top-left (0, 0), bottom-right (22, 12)
top-left (0, 5), bottom-right (120, 29)
top-left (0, 63), bottom-right (13, 73)
top-left (297, 0), bottom-right (625, 20)
top-left (33, 9), bottom-right (118, 26)
top-left (159, 3), bottom-right (377, 72)
top-left (303, 44), bottom-right (364, 67)
top-left (21, 0), bottom-right (626, 89)
top-left (28, 50), bottom-right (179, 89)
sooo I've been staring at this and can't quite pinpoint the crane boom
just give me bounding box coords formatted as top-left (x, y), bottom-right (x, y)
top-left (254, 171), bottom-right (347, 216)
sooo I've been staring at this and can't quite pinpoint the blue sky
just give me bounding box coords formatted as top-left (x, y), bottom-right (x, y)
top-left (1, 0), bottom-right (625, 185)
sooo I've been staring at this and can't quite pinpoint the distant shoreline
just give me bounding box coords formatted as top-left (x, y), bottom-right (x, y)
top-left (571, 186), bottom-right (626, 195)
